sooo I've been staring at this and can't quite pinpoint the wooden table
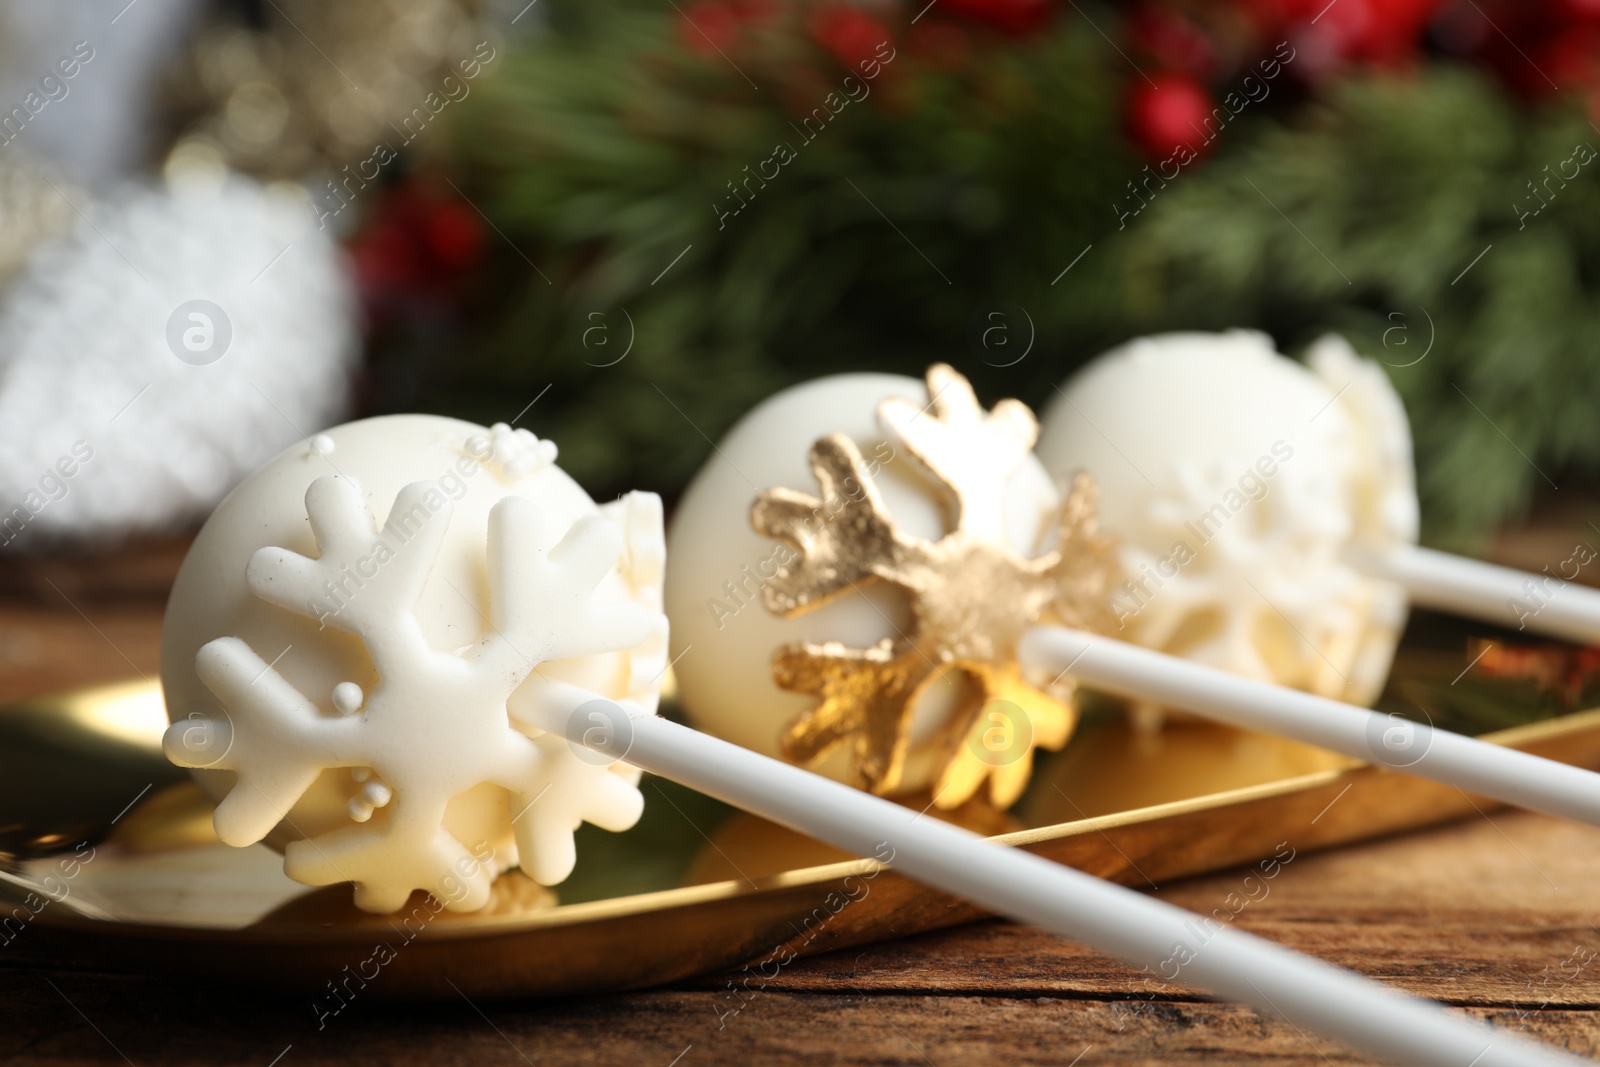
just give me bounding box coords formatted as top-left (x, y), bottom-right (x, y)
top-left (3, 546), bottom-right (1600, 1065)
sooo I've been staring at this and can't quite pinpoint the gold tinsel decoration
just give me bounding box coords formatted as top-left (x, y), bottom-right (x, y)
top-left (751, 365), bottom-right (1120, 809)
top-left (159, 0), bottom-right (492, 180)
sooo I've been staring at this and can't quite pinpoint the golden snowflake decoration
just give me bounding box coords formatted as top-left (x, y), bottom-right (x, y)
top-left (751, 365), bottom-right (1119, 809)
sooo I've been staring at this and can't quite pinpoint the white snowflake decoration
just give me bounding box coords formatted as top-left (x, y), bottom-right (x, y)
top-left (1037, 330), bottom-right (1418, 717)
top-left (164, 474), bottom-right (661, 913)
top-left (1126, 448), bottom-right (1366, 697)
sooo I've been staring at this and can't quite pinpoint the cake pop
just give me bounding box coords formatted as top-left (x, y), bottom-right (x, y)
top-left (1035, 330), bottom-right (1600, 700)
top-left (161, 415), bottom-right (668, 912)
top-left (666, 367), bottom-right (1109, 808)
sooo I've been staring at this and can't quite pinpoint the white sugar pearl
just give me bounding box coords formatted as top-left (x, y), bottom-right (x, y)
top-left (332, 681), bottom-right (364, 715)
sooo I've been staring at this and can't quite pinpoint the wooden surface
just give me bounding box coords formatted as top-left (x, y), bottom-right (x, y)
top-left (4, 550), bottom-right (1600, 1065)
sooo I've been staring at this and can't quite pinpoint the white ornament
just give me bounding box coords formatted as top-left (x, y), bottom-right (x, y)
top-left (161, 415), bottom-right (668, 913)
top-left (1035, 330), bottom-right (1417, 712)
top-left (0, 172), bottom-right (356, 547)
top-left (664, 373), bottom-right (1061, 793)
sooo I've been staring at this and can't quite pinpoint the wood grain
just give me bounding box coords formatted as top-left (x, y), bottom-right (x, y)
top-left (5, 780), bottom-right (1599, 1063)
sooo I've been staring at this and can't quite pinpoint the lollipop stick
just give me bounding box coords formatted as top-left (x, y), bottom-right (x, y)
top-left (1020, 626), bottom-right (1600, 827)
top-left (549, 708), bottom-right (1581, 1067)
top-left (1354, 543), bottom-right (1600, 647)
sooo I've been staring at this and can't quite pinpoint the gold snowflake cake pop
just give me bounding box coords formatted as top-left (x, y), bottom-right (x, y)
top-left (752, 365), bottom-right (1119, 808)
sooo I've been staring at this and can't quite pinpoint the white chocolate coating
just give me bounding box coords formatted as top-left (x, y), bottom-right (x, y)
top-left (161, 415), bottom-right (667, 912)
top-left (665, 373), bottom-right (1060, 791)
top-left (1036, 331), bottom-right (1417, 708)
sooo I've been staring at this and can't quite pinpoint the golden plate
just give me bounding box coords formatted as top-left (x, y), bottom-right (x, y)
top-left (4, 643), bottom-right (1598, 1002)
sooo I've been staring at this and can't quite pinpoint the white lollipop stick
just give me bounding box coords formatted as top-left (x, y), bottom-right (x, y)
top-left (1019, 627), bottom-right (1600, 827)
top-left (1355, 543), bottom-right (1600, 647)
top-left (545, 704), bottom-right (1584, 1067)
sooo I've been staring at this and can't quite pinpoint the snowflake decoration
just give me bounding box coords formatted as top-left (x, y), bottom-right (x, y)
top-left (1131, 455), bottom-right (1364, 695)
top-left (164, 474), bottom-right (661, 913)
top-left (1111, 335), bottom-right (1411, 708)
top-left (751, 365), bottom-right (1119, 809)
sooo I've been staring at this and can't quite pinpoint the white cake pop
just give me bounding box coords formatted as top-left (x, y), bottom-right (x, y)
top-left (1035, 331), bottom-right (1417, 710)
top-left (161, 415), bottom-right (668, 913)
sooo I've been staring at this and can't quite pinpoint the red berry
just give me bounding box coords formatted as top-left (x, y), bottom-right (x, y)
top-left (1123, 72), bottom-right (1215, 160)
top-left (811, 4), bottom-right (894, 69)
top-left (424, 202), bottom-right (486, 272)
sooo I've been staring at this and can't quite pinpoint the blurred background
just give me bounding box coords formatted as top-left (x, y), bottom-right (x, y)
top-left (2, 0), bottom-right (1600, 691)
